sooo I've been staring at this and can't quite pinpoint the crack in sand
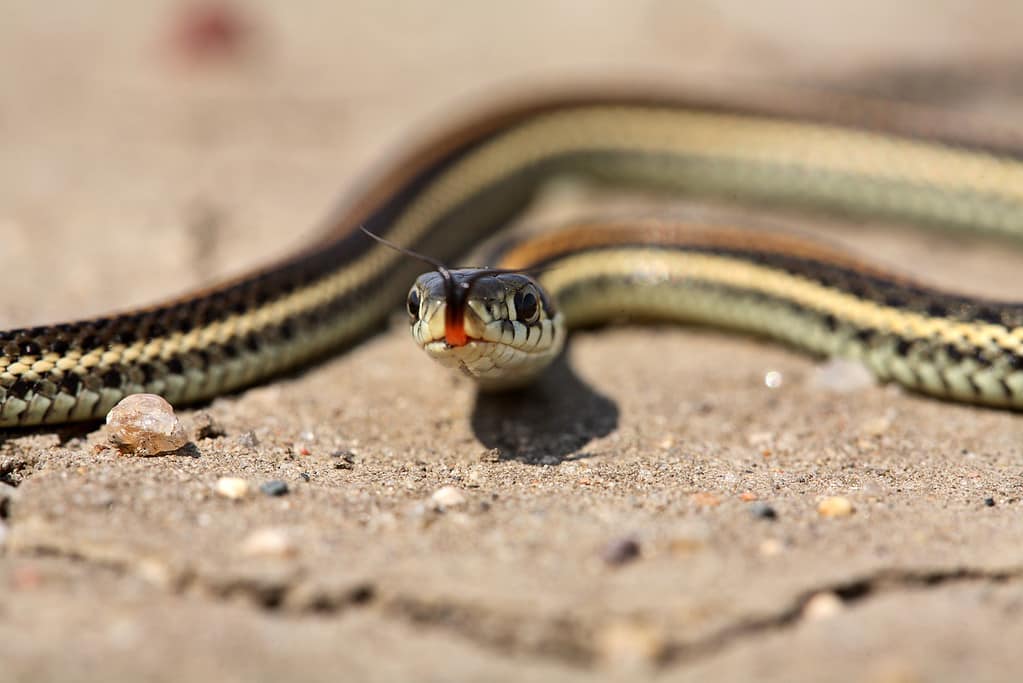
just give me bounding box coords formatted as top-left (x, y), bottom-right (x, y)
top-left (663, 567), bottom-right (1017, 665)
top-left (10, 538), bottom-right (1023, 670)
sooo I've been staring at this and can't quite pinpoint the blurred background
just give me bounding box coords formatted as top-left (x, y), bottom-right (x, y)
top-left (2, 1), bottom-right (1022, 327)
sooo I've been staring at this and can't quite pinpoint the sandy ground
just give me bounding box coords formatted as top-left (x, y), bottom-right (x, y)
top-left (4, 2), bottom-right (1023, 681)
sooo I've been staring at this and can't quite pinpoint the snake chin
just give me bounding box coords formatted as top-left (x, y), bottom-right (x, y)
top-left (419, 338), bottom-right (560, 390)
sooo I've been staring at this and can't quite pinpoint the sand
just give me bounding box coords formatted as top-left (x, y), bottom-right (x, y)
top-left (4, 2), bottom-right (1023, 681)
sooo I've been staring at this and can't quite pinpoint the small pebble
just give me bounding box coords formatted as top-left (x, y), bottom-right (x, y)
top-left (668, 536), bottom-right (706, 555)
top-left (691, 492), bottom-right (720, 507)
top-left (984, 497), bottom-right (996, 507)
top-left (215, 476), bottom-right (250, 500)
top-left (0, 480), bottom-right (17, 514)
top-left (465, 468), bottom-right (485, 488)
top-left (136, 558), bottom-right (175, 589)
top-left (240, 527), bottom-right (297, 558)
top-left (479, 447), bottom-right (502, 463)
top-left (237, 431), bottom-right (259, 448)
top-left (818, 496), bottom-right (855, 518)
top-left (812, 358), bottom-right (876, 393)
top-left (259, 480), bottom-right (289, 497)
top-left (860, 414), bottom-right (893, 437)
top-left (802, 591), bottom-right (844, 620)
top-left (596, 620), bottom-right (666, 669)
top-left (601, 536), bottom-right (641, 566)
top-left (758, 538), bottom-right (784, 557)
top-left (764, 370), bottom-right (783, 388)
top-left (666, 522), bottom-right (710, 556)
top-left (191, 411), bottom-right (226, 440)
top-left (106, 394), bottom-right (189, 456)
top-left (430, 485), bottom-right (467, 510)
top-left (750, 502), bottom-right (778, 520)
top-left (331, 450), bottom-right (356, 469)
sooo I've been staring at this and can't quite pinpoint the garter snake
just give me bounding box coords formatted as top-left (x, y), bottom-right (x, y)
top-left (3, 89), bottom-right (1023, 426)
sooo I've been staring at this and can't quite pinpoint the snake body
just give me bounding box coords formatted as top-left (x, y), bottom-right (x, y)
top-left (4, 91), bottom-right (1023, 426)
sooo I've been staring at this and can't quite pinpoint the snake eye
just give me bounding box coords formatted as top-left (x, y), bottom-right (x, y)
top-left (407, 287), bottom-right (421, 320)
top-left (514, 287), bottom-right (540, 324)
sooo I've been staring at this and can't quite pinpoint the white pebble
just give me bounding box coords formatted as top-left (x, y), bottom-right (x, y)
top-left (106, 394), bottom-right (188, 456)
top-left (802, 592), bottom-right (844, 620)
top-left (135, 558), bottom-right (175, 589)
top-left (818, 496), bottom-right (855, 518)
top-left (814, 496), bottom-right (855, 517)
top-left (596, 620), bottom-right (666, 669)
top-left (812, 359), bottom-right (876, 393)
top-left (860, 413), bottom-right (894, 436)
top-left (240, 527), bottom-right (297, 558)
top-left (465, 468), bottom-right (485, 488)
top-left (430, 485), bottom-right (467, 510)
top-left (758, 538), bottom-right (783, 557)
top-left (215, 477), bottom-right (250, 500)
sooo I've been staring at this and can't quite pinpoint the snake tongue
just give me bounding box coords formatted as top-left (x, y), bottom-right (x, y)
top-left (444, 321), bottom-right (468, 347)
top-left (444, 304), bottom-right (469, 346)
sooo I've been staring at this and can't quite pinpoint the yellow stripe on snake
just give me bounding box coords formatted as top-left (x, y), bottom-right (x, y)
top-left (4, 90), bottom-right (1023, 426)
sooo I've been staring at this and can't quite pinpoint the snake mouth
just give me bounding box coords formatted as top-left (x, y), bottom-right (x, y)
top-left (421, 336), bottom-right (555, 358)
top-left (423, 338), bottom-right (489, 353)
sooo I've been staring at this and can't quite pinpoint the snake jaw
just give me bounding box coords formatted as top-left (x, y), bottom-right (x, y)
top-left (414, 309), bottom-right (565, 390)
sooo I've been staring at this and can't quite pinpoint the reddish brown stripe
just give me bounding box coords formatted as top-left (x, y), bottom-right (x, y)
top-left (496, 219), bottom-right (921, 285)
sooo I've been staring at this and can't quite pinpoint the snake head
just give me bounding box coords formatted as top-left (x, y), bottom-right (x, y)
top-left (408, 268), bottom-right (564, 389)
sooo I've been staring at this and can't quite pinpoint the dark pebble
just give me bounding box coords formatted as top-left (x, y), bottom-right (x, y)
top-left (984, 497), bottom-right (996, 507)
top-left (750, 502), bottom-right (778, 520)
top-left (331, 450), bottom-right (356, 469)
top-left (0, 481), bottom-right (18, 519)
top-left (601, 536), bottom-right (641, 566)
top-left (259, 480), bottom-right (289, 497)
top-left (480, 447), bottom-right (502, 463)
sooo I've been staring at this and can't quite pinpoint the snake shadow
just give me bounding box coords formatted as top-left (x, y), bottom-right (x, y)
top-left (469, 345), bottom-right (618, 463)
